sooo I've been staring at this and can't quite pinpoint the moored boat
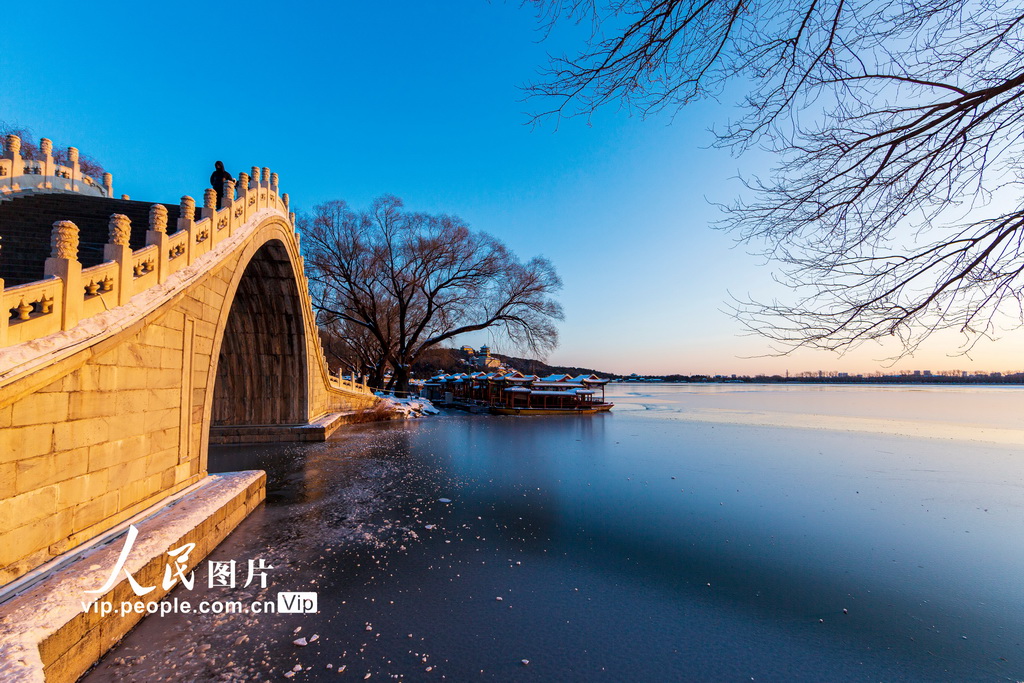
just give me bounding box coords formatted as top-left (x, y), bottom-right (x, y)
top-left (424, 371), bottom-right (614, 415)
top-left (489, 403), bottom-right (614, 416)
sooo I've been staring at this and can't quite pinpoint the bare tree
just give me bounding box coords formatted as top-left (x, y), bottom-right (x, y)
top-left (302, 196), bottom-right (563, 393)
top-left (527, 0), bottom-right (1024, 358)
top-left (318, 318), bottom-right (392, 388)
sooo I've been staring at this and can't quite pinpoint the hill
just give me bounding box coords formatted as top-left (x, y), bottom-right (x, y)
top-left (409, 347), bottom-right (617, 378)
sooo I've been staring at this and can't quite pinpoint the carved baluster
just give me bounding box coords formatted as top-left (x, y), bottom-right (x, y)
top-left (39, 138), bottom-right (53, 186)
top-left (0, 236), bottom-right (4, 345)
top-left (103, 172), bottom-right (113, 198)
top-left (199, 188), bottom-right (218, 238)
top-left (149, 204), bottom-right (168, 234)
top-left (15, 299), bottom-right (32, 320)
top-left (180, 195), bottom-right (195, 221)
top-left (147, 204), bottom-right (170, 284)
top-left (108, 214), bottom-right (131, 247)
top-left (177, 195), bottom-right (196, 264)
top-left (106, 214), bottom-right (133, 305)
top-left (270, 172), bottom-right (279, 193)
top-left (4, 134), bottom-right (20, 159)
top-left (67, 147), bottom-right (79, 190)
top-left (250, 166), bottom-right (260, 190)
top-left (44, 220), bottom-right (83, 330)
top-left (4, 134), bottom-right (23, 181)
top-left (235, 172), bottom-right (250, 222)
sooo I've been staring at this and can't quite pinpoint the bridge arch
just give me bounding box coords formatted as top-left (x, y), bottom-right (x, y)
top-left (0, 169), bottom-right (382, 682)
top-left (0, 193), bottom-right (377, 586)
top-left (211, 237), bottom-right (309, 428)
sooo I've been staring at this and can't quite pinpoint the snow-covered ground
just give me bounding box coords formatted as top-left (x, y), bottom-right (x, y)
top-left (375, 394), bottom-right (440, 418)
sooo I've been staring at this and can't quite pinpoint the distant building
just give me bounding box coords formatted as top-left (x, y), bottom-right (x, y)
top-left (469, 345), bottom-right (501, 369)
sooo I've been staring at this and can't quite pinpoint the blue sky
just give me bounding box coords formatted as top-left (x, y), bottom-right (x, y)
top-left (3, 1), bottom-right (1021, 374)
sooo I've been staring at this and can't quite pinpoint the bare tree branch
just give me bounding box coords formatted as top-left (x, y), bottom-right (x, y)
top-left (527, 0), bottom-right (1024, 357)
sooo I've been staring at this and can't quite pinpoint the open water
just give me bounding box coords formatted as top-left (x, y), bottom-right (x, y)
top-left (84, 384), bottom-right (1024, 682)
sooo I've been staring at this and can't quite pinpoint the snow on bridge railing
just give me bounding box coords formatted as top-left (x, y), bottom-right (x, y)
top-left (0, 166), bottom-right (296, 348)
top-left (0, 134), bottom-right (113, 199)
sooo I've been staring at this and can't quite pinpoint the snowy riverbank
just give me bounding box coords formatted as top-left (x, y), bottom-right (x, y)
top-left (375, 394), bottom-right (440, 418)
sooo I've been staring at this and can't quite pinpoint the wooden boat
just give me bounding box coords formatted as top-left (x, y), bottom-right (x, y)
top-left (489, 402), bottom-right (614, 416)
top-left (424, 371), bottom-right (614, 416)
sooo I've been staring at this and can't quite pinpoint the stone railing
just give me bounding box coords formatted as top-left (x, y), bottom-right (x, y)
top-left (0, 135), bottom-right (113, 199)
top-left (0, 165), bottom-right (372, 398)
top-left (1, 167), bottom-right (295, 347)
top-left (328, 369), bottom-right (370, 393)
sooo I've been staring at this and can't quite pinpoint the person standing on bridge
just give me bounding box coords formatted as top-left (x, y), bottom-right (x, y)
top-left (210, 161), bottom-right (234, 209)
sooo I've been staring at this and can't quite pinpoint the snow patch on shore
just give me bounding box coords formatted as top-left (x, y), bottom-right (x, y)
top-left (375, 394), bottom-right (440, 418)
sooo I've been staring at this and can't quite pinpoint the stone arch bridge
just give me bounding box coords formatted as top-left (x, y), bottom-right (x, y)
top-left (0, 136), bottom-right (378, 590)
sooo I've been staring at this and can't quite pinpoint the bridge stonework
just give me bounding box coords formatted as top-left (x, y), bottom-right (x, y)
top-left (0, 165), bottom-right (378, 587)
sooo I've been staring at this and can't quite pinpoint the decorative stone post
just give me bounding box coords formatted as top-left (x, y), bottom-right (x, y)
top-left (4, 134), bottom-right (23, 180)
top-left (201, 187), bottom-right (217, 220)
top-left (109, 214), bottom-right (131, 247)
top-left (270, 173), bottom-right (279, 193)
top-left (105, 214), bottom-right (133, 306)
top-left (0, 236), bottom-right (5, 345)
top-left (39, 138), bottom-right (53, 184)
top-left (4, 134), bottom-right (20, 158)
top-left (103, 172), bottom-right (113, 198)
top-left (261, 167), bottom-right (271, 185)
top-left (149, 203), bottom-right (167, 234)
top-left (68, 147), bottom-right (80, 191)
top-left (223, 179), bottom-right (236, 207)
top-left (147, 204), bottom-right (170, 284)
top-left (250, 167), bottom-right (260, 190)
top-left (44, 221), bottom-right (83, 330)
top-left (180, 195), bottom-right (195, 221)
top-left (289, 211), bottom-right (296, 226)
top-left (177, 195), bottom-right (195, 262)
top-left (221, 179), bottom-right (236, 235)
top-left (235, 172), bottom-right (250, 222)
top-left (282, 193), bottom-right (289, 210)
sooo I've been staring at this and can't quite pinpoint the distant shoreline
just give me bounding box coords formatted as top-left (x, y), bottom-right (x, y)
top-left (609, 376), bottom-right (1024, 386)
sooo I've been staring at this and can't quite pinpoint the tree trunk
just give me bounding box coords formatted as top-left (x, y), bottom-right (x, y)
top-left (391, 364), bottom-right (411, 395)
top-left (368, 359), bottom-right (388, 391)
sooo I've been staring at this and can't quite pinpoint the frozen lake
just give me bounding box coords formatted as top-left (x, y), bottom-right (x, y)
top-left (84, 384), bottom-right (1024, 681)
